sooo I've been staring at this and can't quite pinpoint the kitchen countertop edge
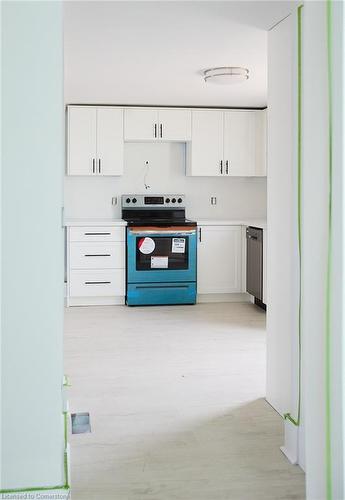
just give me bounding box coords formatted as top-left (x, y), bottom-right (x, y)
top-left (64, 218), bottom-right (127, 227)
top-left (196, 219), bottom-right (267, 229)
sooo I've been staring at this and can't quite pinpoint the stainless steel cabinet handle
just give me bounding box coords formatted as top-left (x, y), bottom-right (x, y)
top-left (85, 281), bottom-right (111, 285)
top-left (226, 160), bottom-right (229, 175)
top-left (160, 123), bottom-right (163, 138)
top-left (92, 158), bottom-right (96, 174)
top-left (199, 228), bottom-right (202, 242)
top-left (154, 123), bottom-right (157, 138)
top-left (84, 232), bottom-right (111, 236)
top-left (84, 254), bottom-right (111, 257)
top-left (98, 159), bottom-right (101, 174)
top-left (220, 160), bottom-right (223, 175)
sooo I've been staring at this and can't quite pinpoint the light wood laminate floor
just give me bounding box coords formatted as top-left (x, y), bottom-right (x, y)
top-left (64, 302), bottom-right (305, 500)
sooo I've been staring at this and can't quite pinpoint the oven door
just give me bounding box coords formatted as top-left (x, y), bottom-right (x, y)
top-left (127, 227), bottom-right (197, 284)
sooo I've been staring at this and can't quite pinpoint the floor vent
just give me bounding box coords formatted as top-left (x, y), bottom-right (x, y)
top-left (71, 412), bottom-right (91, 434)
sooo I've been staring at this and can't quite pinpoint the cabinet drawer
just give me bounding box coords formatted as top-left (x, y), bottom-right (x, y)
top-left (70, 270), bottom-right (125, 297)
top-left (69, 226), bottom-right (125, 242)
top-left (70, 242), bottom-right (124, 269)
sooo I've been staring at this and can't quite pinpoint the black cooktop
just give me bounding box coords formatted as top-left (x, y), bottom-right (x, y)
top-left (122, 207), bottom-right (196, 227)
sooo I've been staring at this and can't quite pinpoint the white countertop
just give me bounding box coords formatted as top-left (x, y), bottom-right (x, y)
top-left (64, 217), bottom-right (266, 229)
top-left (64, 218), bottom-right (127, 227)
top-left (196, 219), bottom-right (267, 229)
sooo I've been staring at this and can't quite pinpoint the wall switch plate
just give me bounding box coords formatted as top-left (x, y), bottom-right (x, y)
top-left (111, 196), bottom-right (118, 206)
top-left (211, 196), bottom-right (217, 205)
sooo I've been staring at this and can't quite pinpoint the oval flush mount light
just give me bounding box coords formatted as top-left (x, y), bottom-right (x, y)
top-left (203, 67), bottom-right (249, 85)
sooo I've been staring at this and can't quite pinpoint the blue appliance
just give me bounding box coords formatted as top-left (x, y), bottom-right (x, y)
top-left (122, 194), bottom-right (197, 306)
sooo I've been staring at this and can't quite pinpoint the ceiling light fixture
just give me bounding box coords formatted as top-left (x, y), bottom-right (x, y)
top-left (203, 67), bottom-right (249, 85)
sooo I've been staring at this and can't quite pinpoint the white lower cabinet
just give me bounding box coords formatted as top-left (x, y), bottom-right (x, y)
top-left (67, 226), bottom-right (125, 306)
top-left (197, 225), bottom-right (243, 295)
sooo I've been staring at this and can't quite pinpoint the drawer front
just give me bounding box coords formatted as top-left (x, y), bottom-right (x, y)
top-left (70, 270), bottom-right (125, 297)
top-left (69, 226), bottom-right (125, 242)
top-left (70, 242), bottom-right (124, 269)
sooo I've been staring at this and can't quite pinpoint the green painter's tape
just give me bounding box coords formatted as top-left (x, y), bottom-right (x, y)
top-left (284, 3), bottom-right (303, 428)
top-left (0, 413), bottom-right (70, 495)
top-left (325, 0), bottom-right (333, 499)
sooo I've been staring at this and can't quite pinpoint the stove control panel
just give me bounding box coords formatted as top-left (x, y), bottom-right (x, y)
top-left (122, 194), bottom-right (185, 208)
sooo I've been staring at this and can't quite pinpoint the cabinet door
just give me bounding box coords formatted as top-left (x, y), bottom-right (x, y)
top-left (67, 106), bottom-right (97, 175)
top-left (197, 225), bottom-right (242, 294)
top-left (186, 110), bottom-right (224, 176)
top-left (124, 108), bottom-right (158, 141)
top-left (254, 109), bottom-right (267, 176)
top-left (158, 109), bottom-right (191, 141)
top-left (97, 108), bottom-right (124, 176)
top-left (223, 111), bottom-right (256, 176)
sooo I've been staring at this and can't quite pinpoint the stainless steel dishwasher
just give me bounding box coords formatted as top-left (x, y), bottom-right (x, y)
top-left (246, 226), bottom-right (265, 309)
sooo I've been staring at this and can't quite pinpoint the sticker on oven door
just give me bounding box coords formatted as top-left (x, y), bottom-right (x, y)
top-left (172, 238), bottom-right (186, 253)
top-left (138, 237), bottom-right (155, 254)
top-left (151, 256), bottom-right (168, 269)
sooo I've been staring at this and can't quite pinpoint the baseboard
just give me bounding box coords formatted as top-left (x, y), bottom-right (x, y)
top-left (197, 293), bottom-right (251, 303)
top-left (67, 296), bottom-right (125, 307)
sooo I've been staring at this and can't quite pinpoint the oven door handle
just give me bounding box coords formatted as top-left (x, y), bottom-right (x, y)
top-left (135, 285), bottom-right (189, 290)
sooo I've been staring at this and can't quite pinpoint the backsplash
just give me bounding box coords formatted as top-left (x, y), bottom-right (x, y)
top-left (64, 142), bottom-right (266, 220)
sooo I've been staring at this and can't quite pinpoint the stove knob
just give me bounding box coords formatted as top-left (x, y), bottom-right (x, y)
top-left (178, 198), bottom-right (183, 203)
top-left (165, 198), bottom-right (170, 203)
top-left (132, 198), bottom-right (137, 204)
top-left (126, 198), bottom-right (131, 204)
top-left (171, 198), bottom-right (176, 203)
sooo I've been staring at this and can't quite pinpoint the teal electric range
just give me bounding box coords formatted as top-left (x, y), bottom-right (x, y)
top-left (122, 194), bottom-right (197, 306)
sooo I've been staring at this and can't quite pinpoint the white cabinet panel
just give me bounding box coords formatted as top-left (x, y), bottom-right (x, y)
top-left (67, 226), bottom-right (126, 306)
top-left (69, 226), bottom-right (125, 242)
top-left (124, 108), bottom-right (158, 141)
top-left (197, 225), bottom-right (243, 294)
top-left (70, 242), bottom-right (124, 269)
top-left (186, 110), bottom-right (224, 176)
top-left (255, 109), bottom-right (267, 176)
top-left (67, 106), bottom-right (97, 175)
top-left (70, 269), bottom-right (125, 297)
top-left (97, 108), bottom-right (124, 176)
top-left (224, 111), bottom-right (256, 176)
top-left (158, 109), bottom-right (191, 141)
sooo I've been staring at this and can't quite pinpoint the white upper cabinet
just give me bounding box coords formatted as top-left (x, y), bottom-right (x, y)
top-left (96, 108), bottom-right (124, 176)
top-left (197, 225), bottom-right (243, 294)
top-left (224, 111), bottom-right (255, 176)
top-left (187, 109), bottom-right (266, 177)
top-left (67, 106), bottom-right (124, 176)
top-left (124, 108), bottom-right (158, 141)
top-left (124, 108), bottom-right (191, 142)
top-left (186, 110), bottom-right (224, 176)
top-left (158, 109), bottom-right (191, 141)
top-left (68, 107), bottom-right (97, 176)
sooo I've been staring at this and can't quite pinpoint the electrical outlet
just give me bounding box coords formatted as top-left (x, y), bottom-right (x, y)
top-left (210, 196), bottom-right (217, 205)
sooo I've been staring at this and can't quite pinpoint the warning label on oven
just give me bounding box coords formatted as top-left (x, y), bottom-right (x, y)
top-left (172, 238), bottom-right (186, 253)
top-left (151, 256), bottom-right (168, 269)
top-left (138, 237), bottom-right (155, 254)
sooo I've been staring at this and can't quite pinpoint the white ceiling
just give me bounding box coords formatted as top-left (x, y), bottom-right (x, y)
top-left (64, 1), bottom-right (294, 107)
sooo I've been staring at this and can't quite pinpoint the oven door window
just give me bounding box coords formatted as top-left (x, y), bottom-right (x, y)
top-left (136, 236), bottom-right (189, 270)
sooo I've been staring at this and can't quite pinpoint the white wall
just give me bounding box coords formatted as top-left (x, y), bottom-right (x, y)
top-left (303, 1), bottom-right (345, 498)
top-left (266, 14), bottom-right (295, 420)
top-left (1, 1), bottom-right (65, 492)
top-left (64, 142), bottom-right (267, 220)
